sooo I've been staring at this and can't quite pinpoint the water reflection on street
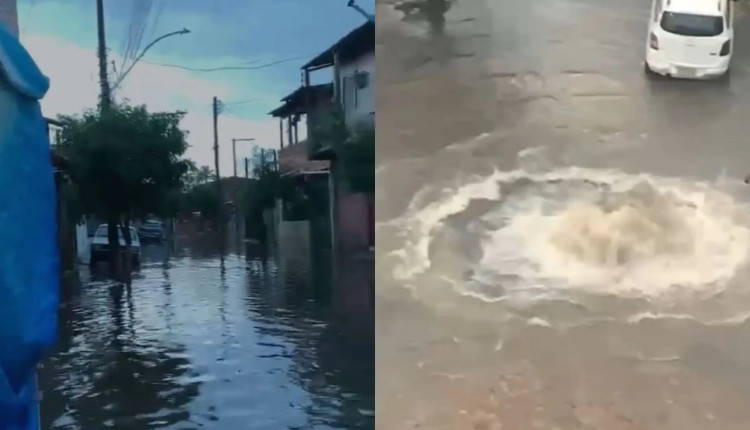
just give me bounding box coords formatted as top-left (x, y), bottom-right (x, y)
top-left (40, 233), bottom-right (374, 429)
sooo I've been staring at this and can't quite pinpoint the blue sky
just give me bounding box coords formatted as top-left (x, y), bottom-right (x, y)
top-left (17, 0), bottom-right (374, 174)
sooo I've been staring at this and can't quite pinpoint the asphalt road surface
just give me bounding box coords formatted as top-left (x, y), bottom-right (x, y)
top-left (377, 0), bottom-right (750, 429)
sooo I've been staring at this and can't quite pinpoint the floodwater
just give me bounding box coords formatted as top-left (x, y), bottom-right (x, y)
top-left (39, 233), bottom-right (374, 429)
top-left (377, 0), bottom-right (750, 428)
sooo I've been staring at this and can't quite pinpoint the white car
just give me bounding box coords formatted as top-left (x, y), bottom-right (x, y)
top-left (645, 0), bottom-right (734, 79)
top-left (90, 224), bottom-right (141, 266)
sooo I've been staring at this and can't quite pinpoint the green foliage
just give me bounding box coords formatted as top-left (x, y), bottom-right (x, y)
top-left (182, 164), bottom-right (214, 191)
top-left (180, 182), bottom-right (220, 220)
top-left (57, 103), bottom-right (191, 221)
top-left (337, 126), bottom-right (374, 193)
top-left (309, 108), bottom-right (349, 151)
top-left (311, 109), bottom-right (375, 193)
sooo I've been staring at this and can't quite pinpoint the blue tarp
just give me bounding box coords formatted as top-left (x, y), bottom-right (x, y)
top-left (0, 22), bottom-right (58, 430)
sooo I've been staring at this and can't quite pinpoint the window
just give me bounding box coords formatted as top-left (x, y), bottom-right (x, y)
top-left (660, 12), bottom-right (724, 37)
top-left (355, 71), bottom-right (369, 89)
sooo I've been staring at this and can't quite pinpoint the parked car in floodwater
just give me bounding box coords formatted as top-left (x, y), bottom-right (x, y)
top-left (90, 224), bottom-right (141, 266)
top-left (139, 219), bottom-right (164, 243)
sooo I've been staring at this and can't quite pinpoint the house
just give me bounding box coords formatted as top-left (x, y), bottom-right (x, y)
top-left (302, 20), bottom-right (375, 255)
top-left (270, 21), bottom-right (375, 260)
top-left (271, 83), bottom-right (336, 256)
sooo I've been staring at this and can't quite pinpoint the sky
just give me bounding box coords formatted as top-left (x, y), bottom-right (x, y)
top-left (16, 0), bottom-right (374, 176)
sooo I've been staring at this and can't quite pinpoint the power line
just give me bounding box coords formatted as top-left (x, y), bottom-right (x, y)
top-left (222, 97), bottom-right (272, 106)
top-left (143, 54), bottom-right (314, 73)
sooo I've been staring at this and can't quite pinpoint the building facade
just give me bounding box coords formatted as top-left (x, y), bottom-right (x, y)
top-left (270, 20), bottom-right (375, 313)
top-left (339, 49), bottom-right (375, 129)
top-left (301, 21), bottom-right (375, 255)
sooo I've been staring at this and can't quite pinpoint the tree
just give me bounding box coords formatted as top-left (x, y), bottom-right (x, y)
top-left (182, 164), bottom-right (213, 191)
top-left (310, 109), bottom-right (375, 193)
top-left (180, 182), bottom-right (220, 221)
top-left (196, 166), bottom-right (213, 185)
top-left (57, 103), bottom-right (190, 277)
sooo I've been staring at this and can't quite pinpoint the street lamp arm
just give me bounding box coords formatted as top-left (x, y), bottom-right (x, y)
top-left (347, 0), bottom-right (374, 21)
top-left (112, 28), bottom-right (191, 90)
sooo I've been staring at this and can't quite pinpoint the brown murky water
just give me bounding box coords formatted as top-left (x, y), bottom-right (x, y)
top-left (377, 0), bottom-right (750, 428)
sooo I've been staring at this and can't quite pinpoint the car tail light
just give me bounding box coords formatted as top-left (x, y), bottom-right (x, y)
top-left (720, 40), bottom-right (731, 56)
top-left (649, 33), bottom-right (659, 50)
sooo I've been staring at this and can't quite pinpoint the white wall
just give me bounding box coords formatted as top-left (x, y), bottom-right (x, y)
top-left (339, 51), bottom-right (374, 128)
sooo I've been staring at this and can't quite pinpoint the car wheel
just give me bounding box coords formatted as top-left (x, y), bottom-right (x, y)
top-left (644, 62), bottom-right (658, 79)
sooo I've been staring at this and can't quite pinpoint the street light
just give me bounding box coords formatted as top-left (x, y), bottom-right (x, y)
top-left (112, 28), bottom-right (191, 91)
top-left (347, 0), bottom-right (374, 21)
top-left (232, 138), bottom-right (255, 178)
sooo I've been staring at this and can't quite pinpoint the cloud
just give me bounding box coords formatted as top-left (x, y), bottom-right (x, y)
top-left (22, 32), bottom-right (286, 175)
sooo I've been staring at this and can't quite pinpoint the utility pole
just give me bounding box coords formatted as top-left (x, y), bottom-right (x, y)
top-left (231, 138), bottom-right (254, 239)
top-left (245, 158), bottom-right (249, 179)
top-left (96, 0), bottom-right (111, 109)
top-left (232, 139), bottom-right (237, 179)
top-left (96, 0), bottom-right (122, 275)
top-left (213, 97), bottom-right (222, 223)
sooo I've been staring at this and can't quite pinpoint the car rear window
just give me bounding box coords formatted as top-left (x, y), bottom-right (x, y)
top-left (660, 12), bottom-right (724, 37)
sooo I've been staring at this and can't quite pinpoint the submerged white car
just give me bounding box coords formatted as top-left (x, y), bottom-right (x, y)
top-left (645, 0), bottom-right (734, 79)
top-left (90, 224), bottom-right (141, 266)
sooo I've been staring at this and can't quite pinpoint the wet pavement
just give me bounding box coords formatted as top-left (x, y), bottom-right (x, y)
top-left (40, 235), bottom-right (374, 429)
top-left (378, 0), bottom-right (750, 428)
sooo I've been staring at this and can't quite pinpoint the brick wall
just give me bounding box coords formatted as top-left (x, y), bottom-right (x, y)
top-left (0, 0), bottom-right (18, 37)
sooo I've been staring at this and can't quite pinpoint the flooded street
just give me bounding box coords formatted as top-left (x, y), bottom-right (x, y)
top-left (40, 234), bottom-right (374, 429)
top-left (378, 0), bottom-right (750, 428)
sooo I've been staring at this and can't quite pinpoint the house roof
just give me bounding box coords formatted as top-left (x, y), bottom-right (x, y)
top-left (269, 84), bottom-right (333, 117)
top-left (302, 21), bottom-right (374, 70)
